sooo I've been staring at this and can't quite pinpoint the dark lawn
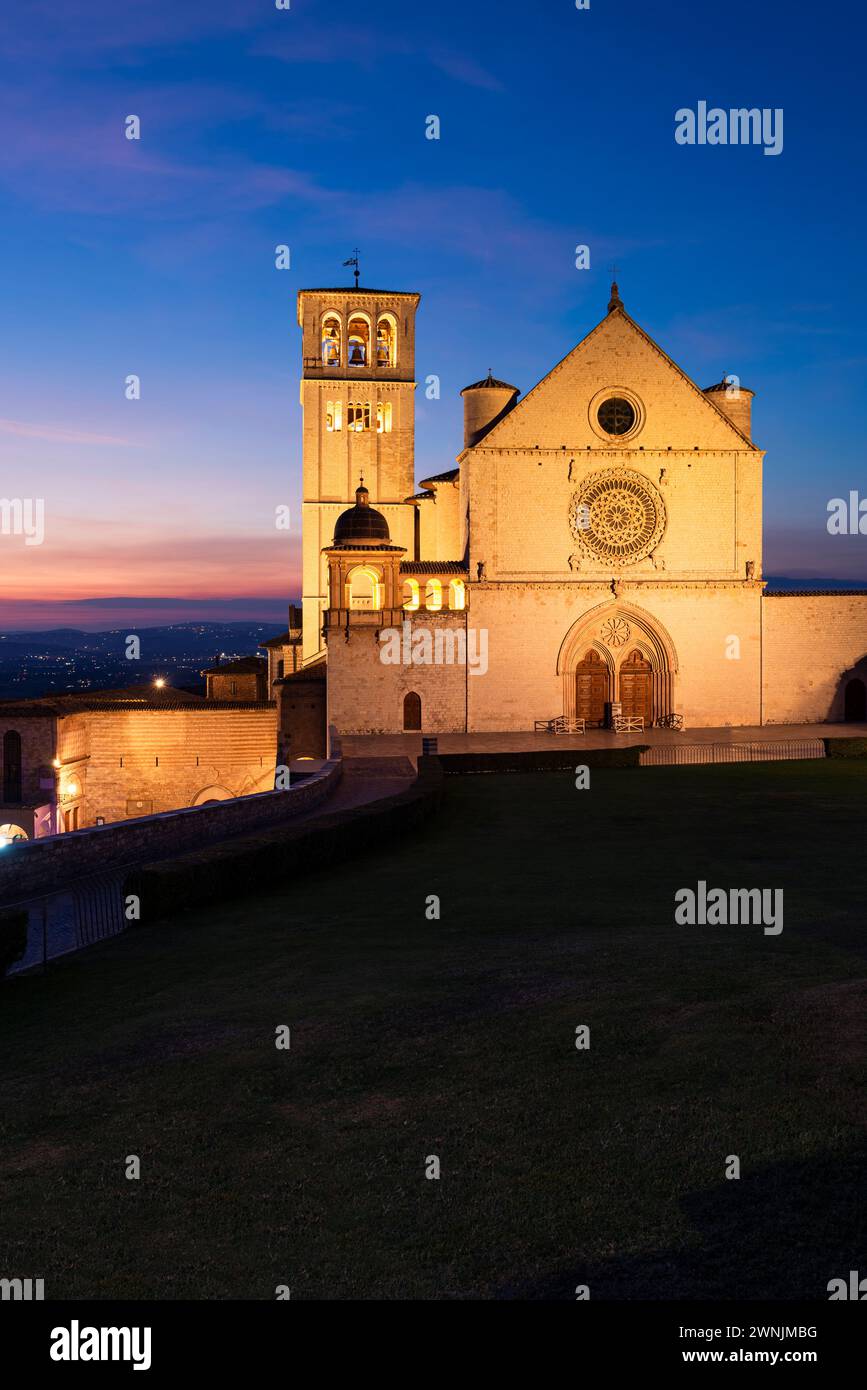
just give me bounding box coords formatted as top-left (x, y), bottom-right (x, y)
top-left (2, 761), bottom-right (867, 1300)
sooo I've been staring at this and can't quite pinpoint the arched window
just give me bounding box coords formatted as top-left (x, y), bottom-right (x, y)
top-left (347, 402), bottom-right (371, 432)
top-left (347, 315), bottom-right (370, 367)
top-left (347, 566), bottom-right (383, 611)
top-left (402, 578), bottom-right (420, 611)
top-left (425, 578), bottom-right (443, 611)
top-left (403, 692), bottom-right (422, 731)
top-left (2, 730), bottom-right (22, 803)
top-left (376, 315), bottom-right (397, 367)
top-left (376, 402), bottom-right (393, 433)
top-left (60, 773), bottom-right (82, 803)
top-left (448, 579), bottom-right (466, 610)
top-left (321, 314), bottom-right (342, 367)
top-left (326, 400), bottom-right (343, 432)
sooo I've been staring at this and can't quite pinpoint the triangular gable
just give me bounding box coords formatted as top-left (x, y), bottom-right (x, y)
top-left (461, 305), bottom-right (757, 455)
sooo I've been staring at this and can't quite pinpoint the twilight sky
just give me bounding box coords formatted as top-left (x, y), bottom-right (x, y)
top-left (1, 0), bottom-right (865, 629)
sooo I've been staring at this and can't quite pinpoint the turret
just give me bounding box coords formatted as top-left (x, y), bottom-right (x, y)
top-left (460, 372), bottom-right (519, 449)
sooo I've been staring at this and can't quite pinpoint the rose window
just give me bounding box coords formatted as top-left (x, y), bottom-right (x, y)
top-left (569, 469), bottom-right (666, 566)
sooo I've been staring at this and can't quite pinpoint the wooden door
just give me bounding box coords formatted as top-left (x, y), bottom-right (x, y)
top-left (403, 691), bottom-right (422, 731)
top-left (845, 678), bottom-right (866, 722)
top-left (619, 649), bottom-right (653, 723)
top-left (575, 650), bottom-right (608, 727)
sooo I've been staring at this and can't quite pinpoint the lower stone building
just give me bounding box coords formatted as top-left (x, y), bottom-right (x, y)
top-left (0, 684), bottom-right (277, 846)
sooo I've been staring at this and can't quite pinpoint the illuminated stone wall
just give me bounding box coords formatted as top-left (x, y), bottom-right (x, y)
top-left (55, 706), bottom-right (278, 827)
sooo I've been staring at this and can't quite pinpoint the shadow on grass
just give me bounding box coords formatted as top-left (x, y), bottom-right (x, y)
top-left (497, 1141), bottom-right (867, 1300)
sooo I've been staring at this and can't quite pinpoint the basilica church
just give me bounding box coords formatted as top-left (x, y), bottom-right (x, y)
top-left (2, 279), bottom-right (866, 847)
top-left (295, 280), bottom-right (867, 737)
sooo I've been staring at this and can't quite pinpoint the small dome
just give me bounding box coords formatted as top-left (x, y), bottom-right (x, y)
top-left (461, 371), bottom-right (518, 395)
top-left (333, 483), bottom-right (391, 545)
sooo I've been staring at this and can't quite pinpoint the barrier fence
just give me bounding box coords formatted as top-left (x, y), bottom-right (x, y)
top-left (4, 871), bottom-right (128, 977)
top-left (639, 739), bottom-right (826, 766)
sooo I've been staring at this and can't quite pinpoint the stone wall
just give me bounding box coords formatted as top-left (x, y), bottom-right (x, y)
top-left (61, 705), bottom-right (278, 826)
top-left (762, 594), bottom-right (867, 723)
top-left (125, 760), bottom-right (442, 922)
top-left (327, 616), bottom-right (469, 733)
top-left (0, 758), bottom-right (341, 906)
top-left (467, 583), bottom-right (762, 731)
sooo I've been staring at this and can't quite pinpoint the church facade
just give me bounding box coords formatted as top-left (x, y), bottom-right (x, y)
top-left (299, 282), bottom-right (867, 736)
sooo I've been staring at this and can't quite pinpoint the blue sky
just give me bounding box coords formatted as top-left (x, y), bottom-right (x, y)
top-left (1, 0), bottom-right (865, 628)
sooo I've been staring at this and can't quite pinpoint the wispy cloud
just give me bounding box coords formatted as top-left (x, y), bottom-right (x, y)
top-left (0, 419), bottom-right (140, 446)
top-left (0, 0), bottom-right (264, 63)
top-left (252, 22), bottom-right (504, 91)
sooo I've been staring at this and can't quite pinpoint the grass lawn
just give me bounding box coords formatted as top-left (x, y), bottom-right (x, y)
top-left (2, 760), bottom-right (867, 1300)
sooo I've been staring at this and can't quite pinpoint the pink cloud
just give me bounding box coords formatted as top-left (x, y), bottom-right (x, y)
top-left (0, 419), bottom-right (140, 446)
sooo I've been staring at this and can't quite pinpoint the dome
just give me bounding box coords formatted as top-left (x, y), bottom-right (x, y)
top-left (333, 483), bottom-right (391, 545)
top-left (460, 371), bottom-right (518, 395)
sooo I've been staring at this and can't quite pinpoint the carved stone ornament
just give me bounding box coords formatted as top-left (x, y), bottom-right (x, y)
top-left (601, 616), bottom-right (631, 648)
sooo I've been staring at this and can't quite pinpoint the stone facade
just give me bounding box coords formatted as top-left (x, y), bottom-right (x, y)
top-left (300, 282), bottom-right (867, 735)
top-left (763, 594), bottom-right (867, 723)
top-left (0, 696), bottom-right (277, 840)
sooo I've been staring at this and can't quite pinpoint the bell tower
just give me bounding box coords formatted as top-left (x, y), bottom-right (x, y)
top-left (297, 284), bottom-right (421, 664)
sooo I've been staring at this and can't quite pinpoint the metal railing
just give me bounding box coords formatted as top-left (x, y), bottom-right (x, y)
top-left (534, 717), bottom-right (586, 734)
top-left (3, 871), bottom-right (128, 977)
top-left (640, 740), bottom-right (826, 766)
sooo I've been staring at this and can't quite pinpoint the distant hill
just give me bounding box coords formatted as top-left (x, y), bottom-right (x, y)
top-left (764, 576), bottom-right (867, 592)
top-left (0, 622), bottom-right (287, 656)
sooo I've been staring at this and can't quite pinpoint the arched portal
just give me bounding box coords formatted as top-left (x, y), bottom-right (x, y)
top-left (191, 786), bottom-right (234, 806)
top-left (844, 677), bottom-right (867, 722)
top-left (557, 602), bottom-right (679, 727)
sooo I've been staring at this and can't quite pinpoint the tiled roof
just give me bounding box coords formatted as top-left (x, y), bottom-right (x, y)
top-left (400, 560), bottom-right (468, 574)
top-left (405, 490), bottom-right (434, 502)
top-left (259, 629), bottom-right (302, 648)
top-left (276, 660), bottom-right (327, 684)
top-left (203, 657), bottom-right (266, 675)
top-left (0, 685), bottom-right (275, 716)
top-left (418, 468), bottom-right (460, 487)
top-left (704, 377), bottom-right (753, 394)
top-left (461, 373), bottom-right (518, 394)
top-left (297, 288), bottom-right (419, 297)
top-left (764, 590), bottom-right (867, 598)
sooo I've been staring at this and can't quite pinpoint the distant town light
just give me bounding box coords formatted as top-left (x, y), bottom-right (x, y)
top-left (154, 678), bottom-right (167, 689)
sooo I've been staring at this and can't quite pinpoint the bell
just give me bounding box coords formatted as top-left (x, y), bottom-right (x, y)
top-left (349, 344), bottom-right (363, 365)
